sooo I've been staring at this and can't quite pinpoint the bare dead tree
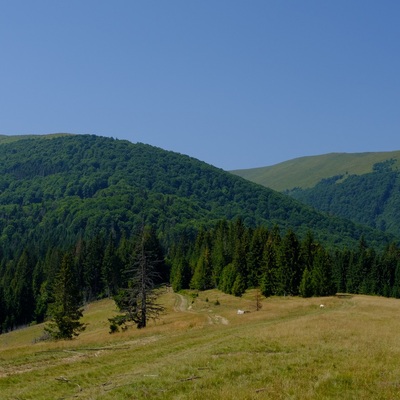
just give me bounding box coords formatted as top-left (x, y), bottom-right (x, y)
top-left (109, 225), bottom-right (165, 331)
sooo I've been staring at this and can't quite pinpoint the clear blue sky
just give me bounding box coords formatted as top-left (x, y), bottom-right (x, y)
top-left (1, 1), bottom-right (399, 170)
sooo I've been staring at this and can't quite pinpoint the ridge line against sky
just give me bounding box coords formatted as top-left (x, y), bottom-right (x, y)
top-left (1, 1), bottom-right (399, 170)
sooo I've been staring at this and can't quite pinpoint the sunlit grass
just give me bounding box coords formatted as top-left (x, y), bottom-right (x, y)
top-left (1, 291), bottom-right (400, 399)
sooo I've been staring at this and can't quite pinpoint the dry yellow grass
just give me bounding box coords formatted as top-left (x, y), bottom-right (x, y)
top-left (1, 290), bottom-right (400, 399)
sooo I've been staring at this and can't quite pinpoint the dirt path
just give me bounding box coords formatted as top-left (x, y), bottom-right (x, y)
top-left (173, 293), bottom-right (229, 325)
top-left (174, 293), bottom-right (189, 312)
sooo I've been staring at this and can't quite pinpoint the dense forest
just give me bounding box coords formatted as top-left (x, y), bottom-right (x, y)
top-left (289, 159), bottom-right (400, 237)
top-left (0, 224), bottom-right (167, 333)
top-left (168, 219), bottom-right (400, 299)
top-left (2, 218), bottom-right (400, 333)
top-left (0, 134), bottom-right (399, 333)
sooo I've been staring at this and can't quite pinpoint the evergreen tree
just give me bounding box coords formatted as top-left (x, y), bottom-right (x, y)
top-left (169, 236), bottom-right (192, 291)
top-left (247, 226), bottom-right (268, 287)
top-left (10, 250), bottom-right (35, 327)
top-left (276, 229), bottom-right (302, 295)
top-left (331, 248), bottom-right (350, 293)
top-left (299, 267), bottom-right (313, 297)
top-left (346, 236), bottom-right (368, 293)
top-left (210, 219), bottom-right (231, 287)
top-left (311, 247), bottom-right (335, 296)
top-left (231, 273), bottom-right (246, 297)
top-left (110, 225), bottom-right (165, 330)
top-left (190, 247), bottom-right (212, 290)
top-left (378, 243), bottom-right (398, 296)
top-left (82, 234), bottom-right (105, 301)
top-left (260, 235), bottom-right (278, 297)
top-left (219, 263), bottom-right (237, 294)
top-left (301, 231), bottom-right (317, 272)
top-left (101, 234), bottom-right (121, 297)
top-left (45, 252), bottom-right (85, 339)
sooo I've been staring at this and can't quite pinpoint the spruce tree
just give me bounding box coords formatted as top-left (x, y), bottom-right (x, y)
top-left (277, 229), bottom-right (302, 295)
top-left (260, 235), bottom-right (278, 297)
top-left (299, 267), bottom-right (313, 298)
top-left (190, 247), bottom-right (212, 290)
top-left (45, 252), bottom-right (85, 340)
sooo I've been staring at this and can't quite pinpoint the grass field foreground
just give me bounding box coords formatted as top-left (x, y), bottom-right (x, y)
top-left (1, 290), bottom-right (400, 399)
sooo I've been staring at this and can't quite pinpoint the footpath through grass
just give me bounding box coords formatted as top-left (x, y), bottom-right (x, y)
top-left (1, 290), bottom-right (400, 399)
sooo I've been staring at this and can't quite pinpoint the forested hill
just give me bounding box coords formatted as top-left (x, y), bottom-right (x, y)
top-left (289, 160), bottom-right (400, 238)
top-left (0, 135), bottom-right (391, 255)
top-left (231, 152), bottom-right (400, 238)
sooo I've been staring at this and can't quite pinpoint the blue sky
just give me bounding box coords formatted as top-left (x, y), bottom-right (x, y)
top-left (1, 1), bottom-right (399, 170)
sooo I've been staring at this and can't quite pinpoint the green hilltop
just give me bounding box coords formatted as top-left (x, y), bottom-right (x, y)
top-left (231, 151), bottom-right (400, 192)
top-left (231, 151), bottom-right (400, 238)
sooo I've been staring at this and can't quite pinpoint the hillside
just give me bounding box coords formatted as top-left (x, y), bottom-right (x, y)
top-left (289, 164), bottom-right (400, 237)
top-left (0, 134), bottom-right (390, 252)
top-left (231, 151), bottom-right (400, 237)
top-left (2, 291), bottom-right (400, 399)
top-left (231, 151), bottom-right (400, 191)
top-left (0, 134), bottom-right (396, 332)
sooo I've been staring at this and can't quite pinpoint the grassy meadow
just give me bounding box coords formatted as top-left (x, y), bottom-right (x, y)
top-left (1, 290), bottom-right (400, 399)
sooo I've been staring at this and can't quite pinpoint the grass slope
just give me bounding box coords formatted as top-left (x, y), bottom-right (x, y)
top-left (1, 290), bottom-right (400, 399)
top-left (232, 151), bottom-right (400, 191)
top-left (0, 133), bottom-right (73, 144)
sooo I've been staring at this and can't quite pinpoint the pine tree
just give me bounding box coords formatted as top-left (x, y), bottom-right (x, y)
top-left (45, 252), bottom-right (85, 340)
top-left (219, 263), bottom-right (237, 294)
top-left (10, 250), bottom-right (35, 326)
top-left (260, 236), bottom-right (278, 297)
top-left (276, 229), bottom-right (302, 295)
top-left (311, 247), bottom-right (335, 296)
top-left (169, 237), bottom-right (192, 291)
top-left (82, 234), bottom-right (104, 301)
top-left (110, 226), bottom-right (165, 330)
top-left (247, 226), bottom-right (268, 287)
top-left (190, 247), bottom-right (212, 290)
top-left (231, 273), bottom-right (246, 297)
top-left (101, 235), bottom-right (121, 297)
top-left (299, 267), bottom-right (313, 297)
top-left (210, 219), bottom-right (231, 287)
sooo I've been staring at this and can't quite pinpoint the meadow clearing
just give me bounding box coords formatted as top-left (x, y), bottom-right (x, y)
top-left (1, 289), bottom-right (400, 399)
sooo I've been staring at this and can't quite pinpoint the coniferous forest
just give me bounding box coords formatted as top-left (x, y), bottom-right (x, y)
top-left (1, 134), bottom-right (400, 333)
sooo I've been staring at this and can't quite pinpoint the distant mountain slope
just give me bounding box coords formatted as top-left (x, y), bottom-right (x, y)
top-left (0, 135), bottom-right (392, 254)
top-left (0, 133), bottom-right (73, 144)
top-left (232, 151), bottom-right (400, 238)
top-left (231, 151), bottom-right (400, 191)
top-left (289, 163), bottom-right (400, 237)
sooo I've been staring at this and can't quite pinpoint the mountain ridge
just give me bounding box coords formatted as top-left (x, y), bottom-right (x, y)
top-left (231, 151), bottom-right (400, 192)
top-left (0, 134), bottom-right (393, 250)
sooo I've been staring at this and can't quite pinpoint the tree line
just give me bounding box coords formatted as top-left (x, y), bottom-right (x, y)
top-left (168, 219), bottom-right (400, 299)
top-left (0, 225), bottom-right (167, 334)
top-left (1, 218), bottom-right (400, 334)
